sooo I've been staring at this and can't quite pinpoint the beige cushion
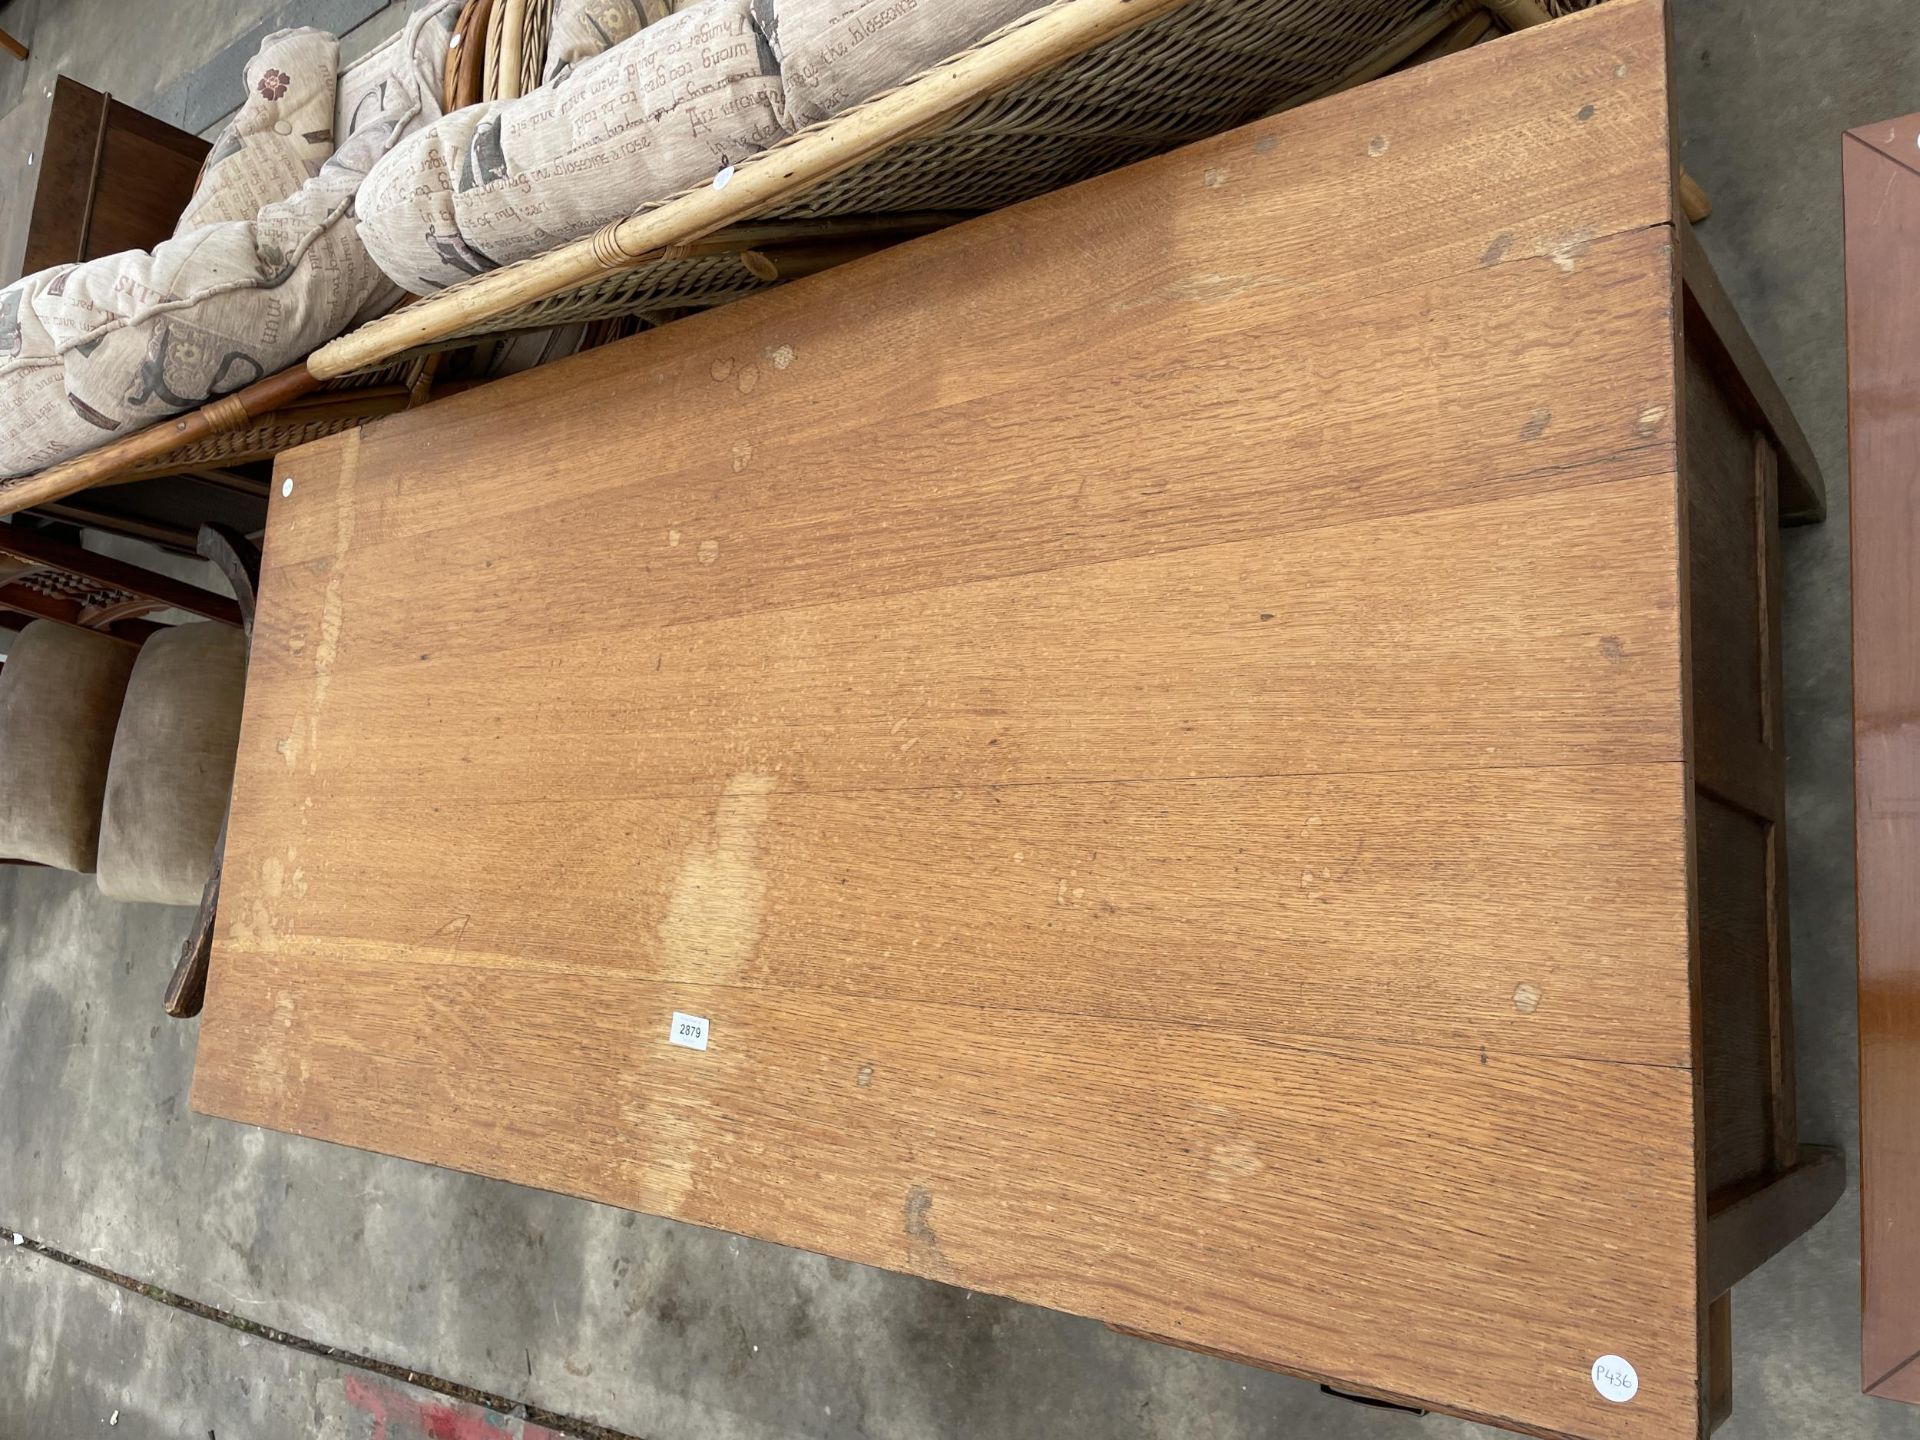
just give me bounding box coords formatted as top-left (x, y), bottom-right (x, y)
top-left (356, 0), bottom-right (786, 293)
top-left (175, 28), bottom-right (340, 234)
top-left (770, 0), bottom-right (1039, 131)
top-left (337, 5), bottom-right (441, 134)
top-left (0, 1), bottom-right (458, 480)
top-left (544, 0), bottom-right (648, 85)
top-left (97, 623), bottom-right (248, 907)
top-left (0, 621), bottom-right (137, 871)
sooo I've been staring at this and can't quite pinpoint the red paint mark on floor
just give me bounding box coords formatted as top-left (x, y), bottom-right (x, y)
top-left (342, 1372), bottom-right (568, 1440)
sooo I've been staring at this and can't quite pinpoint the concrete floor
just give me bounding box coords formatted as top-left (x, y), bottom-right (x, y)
top-left (1, 1241), bottom-right (574, 1440)
top-left (3, 0), bottom-right (1919, 1436)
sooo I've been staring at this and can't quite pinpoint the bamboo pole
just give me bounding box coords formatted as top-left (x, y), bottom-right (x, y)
top-left (1483, 0), bottom-right (1551, 25)
top-left (1677, 168), bottom-right (1712, 223)
top-left (0, 364), bottom-right (322, 517)
top-left (447, 0), bottom-right (494, 111)
top-left (1405, 10), bottom-right (1494, 68)
top-left (1313, 3), bottom-right (1473, 104)
top-left (498, 0), bottom-right (527, 101)
top-left (309, 0), bottom-right (1199, 379)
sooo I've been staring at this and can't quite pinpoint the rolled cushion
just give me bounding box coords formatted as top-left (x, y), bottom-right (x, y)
top-left (770, 0), bottom-right (1040, 131)
top-left (0, 0), bottom-right (458, 480)
top-left (337, 2), bottom-right (447, 135)
top-left (356, 0), bottom-right (786, 293)
top-left (0, 620), bottom-right (137, 871)
top-left (175, 28), bottom-right (340, 234)
top-left (544, 0), bottom-right (648, 85)
top-left (97, 623), bottom-right (248, 907)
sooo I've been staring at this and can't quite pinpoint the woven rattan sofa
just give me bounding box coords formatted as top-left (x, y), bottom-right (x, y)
top-left (0, 0), bottom-right (1686, 521)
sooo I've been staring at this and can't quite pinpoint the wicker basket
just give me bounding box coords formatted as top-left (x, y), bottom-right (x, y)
top-left (65, 0), bottom-right (564, 494)
top-left (383, 0), bottom-right (1478, 341)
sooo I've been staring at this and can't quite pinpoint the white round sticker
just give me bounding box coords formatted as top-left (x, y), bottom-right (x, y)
top-left (1591, 1355), bottom-right (1639, 1404)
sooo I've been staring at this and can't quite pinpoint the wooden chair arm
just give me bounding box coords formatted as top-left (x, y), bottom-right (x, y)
top-left (163, 823), bottom-right (224, 1019)
top-left (196, 523), bottom-right (261, 633)
top-left (163, 522), bottom-right (262, 1018)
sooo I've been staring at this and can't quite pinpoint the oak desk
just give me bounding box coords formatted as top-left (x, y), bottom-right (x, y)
top-left (195, 3), bottom-right (1839, 1435)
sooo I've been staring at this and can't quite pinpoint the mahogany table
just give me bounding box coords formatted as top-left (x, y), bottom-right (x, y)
top-left (194, 3), bottom-right (1840, 1435)
top-left (1843, 109), bottom-right (1920, 1410)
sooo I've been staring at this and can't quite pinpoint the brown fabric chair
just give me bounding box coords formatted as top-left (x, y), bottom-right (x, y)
top-left (0, 620), bottom-right (136, 870)
top-left (0, 525), bottom-right (256, 1018)
top-left (97, 621), bottom-right (248, 905)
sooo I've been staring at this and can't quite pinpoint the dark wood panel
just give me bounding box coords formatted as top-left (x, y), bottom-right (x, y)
top-left (85, 123), bottom-right (207, 259)
top-left (20, 77), bottom-right (108, 276)
top-left (1685, 335), bottom-right (1763, 797)
top-left (1677, 221), bottom-right (1825, 525)
top-left (20, 76), bottom-right (207, 276)
top-left (1696, 792), bottom-right (1773, 1201)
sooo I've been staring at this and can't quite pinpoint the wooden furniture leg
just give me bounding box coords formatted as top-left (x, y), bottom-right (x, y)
top-left (1677, 178), bottom-right (1838, 1427)
top-left (1679, 168), bottom-right (1714, 223)
top-left (1697, 1151), bottom-right (1843, 1431)
top-left (1708, 1294), bottom-right (1734, 1431)
top-left (1703, 1146), bottom-right (1847, 1297)
top-left (162, 523), bottom-right (259, 1020)
top-left (0, 28), bottom-right (26, 61)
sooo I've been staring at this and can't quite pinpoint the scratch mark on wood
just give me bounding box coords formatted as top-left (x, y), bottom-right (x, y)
top-left (905, 1186), bottom-right (940, 1262)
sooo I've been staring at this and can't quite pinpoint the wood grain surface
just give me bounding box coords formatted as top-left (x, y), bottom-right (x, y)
top-left (196, 4), bottom-right (1706, 1436)
top-left (1844, 111), bottom-right (1920, 1408)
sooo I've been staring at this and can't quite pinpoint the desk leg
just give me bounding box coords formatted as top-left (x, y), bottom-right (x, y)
top-left (163, 525), bottom-right (260, 1020)
top-left (1708, 1294), bottom-right (1733, 1431)
top-left (1703, 1146), bottom-right (1846, 1297)
top-left (0, 29), bottom-right (26, 61)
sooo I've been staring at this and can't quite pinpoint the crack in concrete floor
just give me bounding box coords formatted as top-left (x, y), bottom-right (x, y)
top-left (1, 1221), bottom-right (641, 1440)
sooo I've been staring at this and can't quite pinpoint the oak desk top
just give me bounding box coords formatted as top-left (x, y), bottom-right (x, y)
top-left (198, 3), bottom-right (1709, 1435)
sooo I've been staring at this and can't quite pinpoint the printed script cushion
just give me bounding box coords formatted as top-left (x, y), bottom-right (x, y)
top-left (356, 0), bottom-right (785, 293)
top-left (96, 622), bottom-right (248, 907)
top-left (543, 0), bottom-right (648, 85)
top-left (770, 0), bottom-right (1043, 130)
top-left (0, 0), bottom-right (458, 481)
top-left (0, 620), bottom-right (137, 872)
top-left (175, 29), bottom-right (341, 234)
top-left (337, 9), bottom-right (436, 136)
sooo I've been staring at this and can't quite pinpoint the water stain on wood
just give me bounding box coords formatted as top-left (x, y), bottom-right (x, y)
top-left (658, 773), bottom-right (776, 983)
